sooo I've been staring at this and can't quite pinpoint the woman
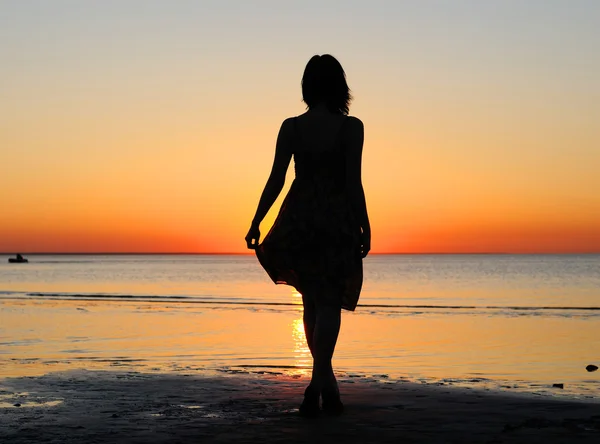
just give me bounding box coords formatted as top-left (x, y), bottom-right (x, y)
top-left (245, 54), bottom-right (370, 417)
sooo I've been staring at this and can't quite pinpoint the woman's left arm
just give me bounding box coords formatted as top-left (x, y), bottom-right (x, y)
top-left (245, 119), bottom-right (293, 249)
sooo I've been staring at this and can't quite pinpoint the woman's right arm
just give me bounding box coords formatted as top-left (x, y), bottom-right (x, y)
top-left (245, 119), bottom-right (293, 249)
top-left (345, 117), bottom-right (371, 257)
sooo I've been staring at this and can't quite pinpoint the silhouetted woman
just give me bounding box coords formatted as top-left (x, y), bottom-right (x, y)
top-left (245, 54), bottom-right (370, 417)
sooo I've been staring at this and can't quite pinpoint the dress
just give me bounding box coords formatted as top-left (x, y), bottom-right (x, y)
top-left (255, 117), bottom-right (363, 311)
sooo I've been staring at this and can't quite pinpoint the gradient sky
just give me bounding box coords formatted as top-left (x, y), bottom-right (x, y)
top-left (1, 0), bottom-right (599, 253)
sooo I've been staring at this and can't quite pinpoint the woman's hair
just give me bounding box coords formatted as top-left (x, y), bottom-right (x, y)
top-left (301, 54), bottom-right (352, 115)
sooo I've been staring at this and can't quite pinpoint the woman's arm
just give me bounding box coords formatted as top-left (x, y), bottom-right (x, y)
top-left (345, 117), bottom-right (371, 257)
top-left (246, 119), bottom-right (293, 248)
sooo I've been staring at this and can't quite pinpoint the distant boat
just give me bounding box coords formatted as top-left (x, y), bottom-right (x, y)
top-left (8, 254), bottom-right (28, 263)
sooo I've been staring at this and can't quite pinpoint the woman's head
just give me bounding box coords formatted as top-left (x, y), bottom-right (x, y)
top-left (301, 54), bottom-right (352, 115)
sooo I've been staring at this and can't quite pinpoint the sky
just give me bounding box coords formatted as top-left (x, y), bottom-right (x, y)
top-left (1, 0), bottom-right (599, 253)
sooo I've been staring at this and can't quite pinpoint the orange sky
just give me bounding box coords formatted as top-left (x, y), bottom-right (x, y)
top-left (1, 2), bottom-right (599, 253)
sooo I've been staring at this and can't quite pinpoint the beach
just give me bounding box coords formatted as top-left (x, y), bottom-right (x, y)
top-left (1, 254), bottom-right (599, 442)
top-left (1, 369), bottom-right (599, 443)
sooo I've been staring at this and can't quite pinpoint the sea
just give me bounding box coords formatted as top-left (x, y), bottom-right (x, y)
top-left (1, 254), bottom-right (599, 400)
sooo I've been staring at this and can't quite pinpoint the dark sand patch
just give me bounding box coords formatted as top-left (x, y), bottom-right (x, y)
top-left (1, 370), bottom-right (599, 443)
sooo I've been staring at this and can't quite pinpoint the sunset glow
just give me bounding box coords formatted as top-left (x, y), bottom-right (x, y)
top-left (1, 1), bottom-right (599, 253)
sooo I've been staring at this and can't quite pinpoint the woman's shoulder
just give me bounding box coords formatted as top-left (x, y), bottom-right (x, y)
top-left (344, 115), bottom-right (364, 135)
top-left (345, 115), bottom-right (363, 125)
top-left (277, 117), bottom-right (298, 139)
top-left (281, 116), bottom-right (297, 127)
top-left (279, 113), bottom-right (363, 134)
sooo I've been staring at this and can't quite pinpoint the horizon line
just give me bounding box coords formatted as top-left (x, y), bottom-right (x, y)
top-left (2, 252), bottom-right (599, 255)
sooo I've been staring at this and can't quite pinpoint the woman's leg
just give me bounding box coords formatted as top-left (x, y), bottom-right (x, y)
top-left (301, 286), bottom-right (342, 388)
top-left (298, 286), bottom-right (321, 416)
top-left (313, 290), bottom-right (345, 414)
top-left (299, 283), bottom-right (344, 416)
top-left (301, 292), bottom-right (316, 358)
top-left (311, 302), bottom-right (341, 391)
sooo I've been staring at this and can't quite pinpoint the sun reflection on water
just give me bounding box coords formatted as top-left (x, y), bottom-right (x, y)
top-left (291, 289), bottom-right (311, 377)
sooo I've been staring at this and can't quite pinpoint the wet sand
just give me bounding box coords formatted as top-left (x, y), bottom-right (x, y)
top-left (1, 370), bottom-right (599, 443)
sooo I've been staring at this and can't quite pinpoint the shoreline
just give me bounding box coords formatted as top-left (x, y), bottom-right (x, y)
top-left (2, 294), bottom-right (599, 403)
top-left (2, 363), bottom-right (598, 404)
top-left (1, 370), bottom-right (599, 443)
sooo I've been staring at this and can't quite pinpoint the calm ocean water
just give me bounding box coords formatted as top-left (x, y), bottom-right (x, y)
top-left (1, 254), bottom-right (599, 399)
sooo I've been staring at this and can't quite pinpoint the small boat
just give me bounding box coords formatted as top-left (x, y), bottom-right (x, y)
top-left (8, 254), bottom-right (28, 263)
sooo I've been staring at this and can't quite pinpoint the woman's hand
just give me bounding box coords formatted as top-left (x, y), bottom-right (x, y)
top-left (245, 223), bottom-right (260, 250)
top-left (360, 229), bottom-right (371, 258)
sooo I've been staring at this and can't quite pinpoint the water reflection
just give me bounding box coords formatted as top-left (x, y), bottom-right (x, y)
top-left (291, 290), bottom-right (311, 376)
